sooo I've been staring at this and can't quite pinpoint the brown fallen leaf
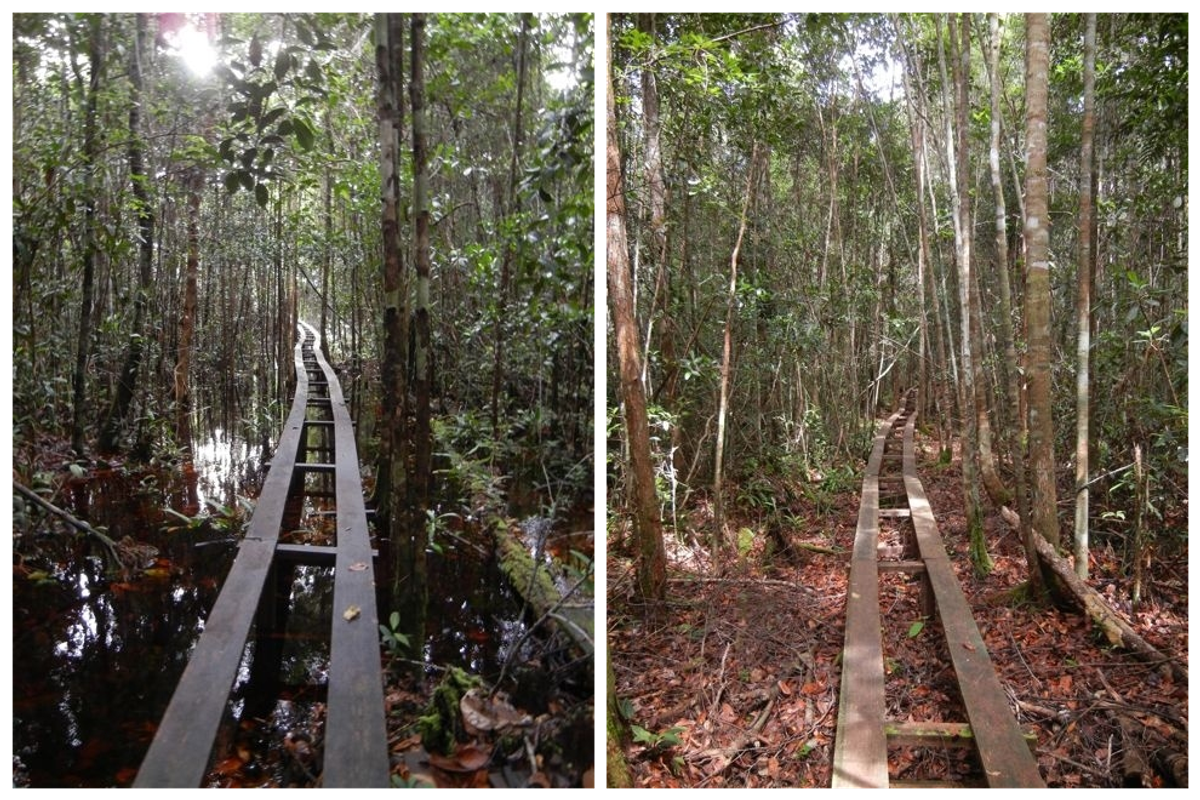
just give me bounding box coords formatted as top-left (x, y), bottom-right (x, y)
top-left (348, 562), bottom-right (368, 572)
top-left (460, 688), bottom-right (532, 735)
top-left (962, 641), bottom-right (976, 652)
top-left (428, 743), bottom-right (491, 773)
top-left (343, 604), bottom-right (361, 621)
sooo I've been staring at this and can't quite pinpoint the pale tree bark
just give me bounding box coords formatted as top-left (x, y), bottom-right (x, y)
top-left (638, 14), bottom-right (672, 385)
top-left (1024, 13), bottom-right (1061, 550)
top-left (986, 13), bottom-right (1042, 592)
top-left (713, 142), bottom-right (758, 561)
top-left (607, 28), bottom-right (665, 604)
top-left (1074, 13), bottom-right (1097, 578)
top-left (947, 14), bottom-right (991, 573)
top-left (896, 20), bottom-right (953, 449)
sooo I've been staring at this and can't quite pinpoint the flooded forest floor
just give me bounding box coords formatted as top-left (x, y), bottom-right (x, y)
top-left (12, 422), bottom-right (593, 788)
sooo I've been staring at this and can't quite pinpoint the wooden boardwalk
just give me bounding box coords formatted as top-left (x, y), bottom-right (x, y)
top-left (135, 321), bottom-right (388, 787)
top-left (832, 398), bottom-right (1044, 788)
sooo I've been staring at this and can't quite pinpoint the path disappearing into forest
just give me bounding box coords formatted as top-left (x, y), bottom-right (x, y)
top-left (832, 396), bottom-right (1043, 787)
top-left (136, 321), bottom-right (389, 788)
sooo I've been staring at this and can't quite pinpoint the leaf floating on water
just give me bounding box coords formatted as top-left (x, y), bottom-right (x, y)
top-left (460, 688), bottom-right (532, 735)
top-left (348, 562), bottom-right (368, 572)
top-left (343, 604), bottom-right (361, 621)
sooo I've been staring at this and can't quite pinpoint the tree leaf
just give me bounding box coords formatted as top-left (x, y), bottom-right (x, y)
top-left (255, 183), bottom-right (269, 208)
top-left (224, 171), bottom-right (241, 194)
top-left (274, 48), bottom-right (291, 81)
top-left (907, 620), bottom-right (925, 638)
top-left (248, 34), bottom-right (262, 68)
top-left (295, 20), bottom-right (314, 47)
top-left (294, 118), bottom-right (315, 151)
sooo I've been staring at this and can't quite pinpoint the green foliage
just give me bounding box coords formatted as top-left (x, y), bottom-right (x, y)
top-left (630, 724), bottom-right (685, 754)
top-left (379, 610), bottom-right (412, 658)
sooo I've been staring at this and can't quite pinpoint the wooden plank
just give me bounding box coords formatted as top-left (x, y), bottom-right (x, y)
top-left (833, 411), bottom-right (902, 789)
top-left (877, 560), bottom-right (926, 574)
top-left (878, 508), bottom-right (911, 518)
top-left (901, 413), bottom-right (1044, 788)
top-left (299, 321), bottom-right (389, 788)
top-left (136, 329), bottom-right (312, 787)
top-left (295, 462), bottom-right (337, 473)
top-left (886, 721), bottom-right (975, 747)
top-left (885, 722), bottom-right (1038, 751)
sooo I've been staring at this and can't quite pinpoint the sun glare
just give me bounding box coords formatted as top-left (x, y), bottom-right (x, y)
top-left (170, 25), bottom-right (217, 77)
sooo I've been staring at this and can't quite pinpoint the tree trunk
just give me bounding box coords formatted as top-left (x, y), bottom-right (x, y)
top-left (489, 14), bottom-right (531, 438)
top-left (175, 166), bottom-right (202, 453)
top-left (71, 14), bottom-right (105, 457)
top-left (1074, 13), bottom-right (1096, 578)
top-left (713, 142), bottom-right (758, 560)
top-left (947, 14), bottom-right (992, 574)
top-left (986, 13), bottom-right (1042, 592)
top-left (607, 27), bottom-right (666, 605)
top-left (100, 13), bottom-right (153, 454)
top-left (411, 13), bottom-right (433, 509)
top-left (376, 13), bottom-right (419, 653)
top-left (1023, 13), bottom-right (1061, 549)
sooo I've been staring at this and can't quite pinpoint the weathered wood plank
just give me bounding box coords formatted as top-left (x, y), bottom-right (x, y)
top-left (135, 329), bottom-right (312, 787)
top-left (832, 410), bottom-right (902, 789)
top-left (274, 543), bottom-right (379, 567)
top-left (901, 413), bottom-right (1044, 788)
top-left (300, 321), bottom-right (389, 788)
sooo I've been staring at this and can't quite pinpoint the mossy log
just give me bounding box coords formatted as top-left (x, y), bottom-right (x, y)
top-left (494, 522), bottom-right (593, 654)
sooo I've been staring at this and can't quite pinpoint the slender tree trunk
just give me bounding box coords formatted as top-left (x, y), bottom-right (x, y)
top-left (713, 143), bottom-right (758, 560)
top-left (101, 14), bottom-right (153, 454)
top-left (490, 14), bottom-right (531, 439)
top-left (986, 13), bottom-right (1042, 592)
top-left (175, 166), bottom-right (202, 453)
top-left (411, 12), bottom-right (433, 511)
top-left (1024, 13), bottom-right (1061, 549)
top-left (947, 15), bottom-right (992, 574)
top-left (1074, 14), bottom-right (1097, 578)
top-left (607, 28), bottom-right (666, 605)
top-left (376, 13), bottom-right (415, 639)
top-left (71, 15), bottom-right (105, 457)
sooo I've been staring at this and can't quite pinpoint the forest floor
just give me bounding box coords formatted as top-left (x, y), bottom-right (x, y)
top-left (608, 434), bottom-right (1188, 788)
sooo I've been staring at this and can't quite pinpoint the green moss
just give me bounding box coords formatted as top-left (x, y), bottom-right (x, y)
top-left (418, 666), bottom-right (483, 754)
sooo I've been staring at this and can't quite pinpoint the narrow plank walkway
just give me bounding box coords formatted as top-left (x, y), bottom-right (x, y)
top-left (135, 322), bottom-right (388, 787)
top-left (832, 397), bottom-right (1043, 788)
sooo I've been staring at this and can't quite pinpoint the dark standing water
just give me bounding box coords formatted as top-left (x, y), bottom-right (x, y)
top-left (11, 425), bottom-right (585, 787)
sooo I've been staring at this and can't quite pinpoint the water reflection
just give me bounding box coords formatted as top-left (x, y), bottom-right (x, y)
top-left (12, 423), bottom-right (588, 787)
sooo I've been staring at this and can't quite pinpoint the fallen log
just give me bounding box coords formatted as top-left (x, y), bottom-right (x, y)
top-left (494, 522), bottom-right (593, 655)
top-left (1000, 506), bottom-right (1187, 684)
